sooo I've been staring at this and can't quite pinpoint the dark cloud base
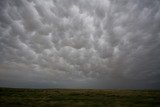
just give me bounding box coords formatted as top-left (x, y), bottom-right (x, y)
top-left (0, 0), bottom-right (160, 89)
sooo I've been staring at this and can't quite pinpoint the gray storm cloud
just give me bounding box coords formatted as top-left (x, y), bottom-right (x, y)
top-left (0, 0), bottom-right (160, 89)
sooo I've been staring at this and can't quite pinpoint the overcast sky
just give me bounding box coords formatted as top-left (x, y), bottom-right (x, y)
top-left (0, 0), bottom-right (160, 89)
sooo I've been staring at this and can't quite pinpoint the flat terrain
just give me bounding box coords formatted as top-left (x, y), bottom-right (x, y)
top-left (0, 88), bottom-right (160, 107)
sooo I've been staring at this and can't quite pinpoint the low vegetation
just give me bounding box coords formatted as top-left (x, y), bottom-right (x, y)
top-left (0, 88), bottom-right (160, 107)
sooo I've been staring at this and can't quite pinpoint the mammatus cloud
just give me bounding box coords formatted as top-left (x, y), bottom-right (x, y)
top-left (0, 0), bottom-right (160, 89)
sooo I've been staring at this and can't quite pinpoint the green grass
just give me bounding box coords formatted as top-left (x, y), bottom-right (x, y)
top-left (0, 88), bottom-right (160, 107)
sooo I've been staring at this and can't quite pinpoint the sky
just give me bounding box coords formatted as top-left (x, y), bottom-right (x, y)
top-left (0, 0), bottom-right (160, 89)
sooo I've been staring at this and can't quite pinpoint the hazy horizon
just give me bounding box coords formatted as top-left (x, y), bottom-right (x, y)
top-left (0, 0), bottom-right (160, 89)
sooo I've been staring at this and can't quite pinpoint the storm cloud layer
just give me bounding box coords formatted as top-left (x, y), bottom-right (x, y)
top-left (0, 0), bottom-right (160, 89)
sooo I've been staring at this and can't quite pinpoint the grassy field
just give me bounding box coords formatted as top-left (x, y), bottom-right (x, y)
top-left (0, 88), bottom-right (160, 107)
